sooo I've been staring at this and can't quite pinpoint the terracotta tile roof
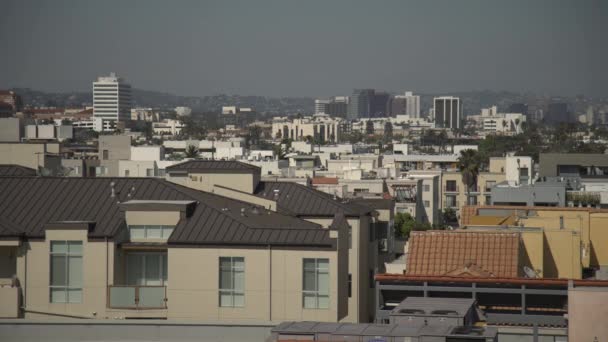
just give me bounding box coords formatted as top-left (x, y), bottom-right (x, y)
top-left (312, 177), bottom-right (339, 185)
top-left (406, 230), bottom-right (521, 278)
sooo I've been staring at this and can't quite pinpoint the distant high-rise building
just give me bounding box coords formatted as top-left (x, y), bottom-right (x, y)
top-left (93, 73), bottom-right (132, 123)
top-left (545, 103), bottom-right (572, 124)
top-left (433, 96), bottom-right (462, 129)
top-left (326, 96), bottom-right (348, 118)
top-left (370, 91), bottom-right (390, 118)
top-left (347, 89), bottom-right (375, 120)
top-left (389, 91), bottom-right (420, 117)
top-left (508, 103), bottom-right (528, 117)
top-left (314, 99), bottom-right (330, 114)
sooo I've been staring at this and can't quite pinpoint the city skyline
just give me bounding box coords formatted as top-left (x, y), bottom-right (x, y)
top-left (1, 0), bottom-right (607, 98)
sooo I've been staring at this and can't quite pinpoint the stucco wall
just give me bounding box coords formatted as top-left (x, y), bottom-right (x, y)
top-left (18, 229), bottom-right (115, 319)
top-left (167, 247), bottom-right (341, 322)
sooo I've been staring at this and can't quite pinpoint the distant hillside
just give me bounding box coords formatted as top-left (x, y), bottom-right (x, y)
top-left (12, 88), bottom-right (315, 115)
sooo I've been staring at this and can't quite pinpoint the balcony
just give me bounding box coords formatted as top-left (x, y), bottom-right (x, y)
top-left (108, 285), bottom-right (167, 309)
top-left (0, 284), bottom-right (20, 318)
top-left (466, 185), bottom-right (480, 194)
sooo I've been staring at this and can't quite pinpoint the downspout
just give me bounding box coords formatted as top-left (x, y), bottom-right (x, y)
top-left (268, 244), bottom-right (272, 322)
top-left (106, 236), bottom-right (109, 294)
top-left (23, 242), bottom-right (27, 310)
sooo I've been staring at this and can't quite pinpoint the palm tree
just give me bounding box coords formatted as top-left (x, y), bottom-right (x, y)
top-left (458, 149), bottom-right (481, 206)
top-left (184, 145), bottom-right (199, 159)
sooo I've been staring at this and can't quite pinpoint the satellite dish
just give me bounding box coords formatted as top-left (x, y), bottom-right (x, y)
top-left (523, 266), bottom-right (539, 278)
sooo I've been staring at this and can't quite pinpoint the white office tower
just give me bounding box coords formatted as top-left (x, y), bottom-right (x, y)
top-left (433, 96), bottom-right (462, 129)
top-left (315, 99), bottom-right (330, 114)
top-left (93, 73), bottom-right (132, 123)
top-left (404, 91), bottom-right (420, 118)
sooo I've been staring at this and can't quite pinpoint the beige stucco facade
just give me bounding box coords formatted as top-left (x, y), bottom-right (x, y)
top-left (5, 206), bottom-right (349, 323)
top-left (442, 171), bottom-right (505, 210)
top-left (168, 246), bottom-right (347, 322)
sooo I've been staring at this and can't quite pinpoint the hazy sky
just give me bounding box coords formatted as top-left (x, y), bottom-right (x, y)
top-left (1, 0), bottom-right (606, 97)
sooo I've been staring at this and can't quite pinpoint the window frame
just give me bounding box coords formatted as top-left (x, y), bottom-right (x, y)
top-left (302, 258), bottom-right (330, 309)
top-left (219, 256), bottom-right (245, 308)
top-left (49, 240), bottom-right (83, 304)
top-left (128, 225), bottom-right (174, 239)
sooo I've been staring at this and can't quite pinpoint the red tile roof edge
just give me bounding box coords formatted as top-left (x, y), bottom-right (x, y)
top-left (375, 274), bottom-right (608, 287)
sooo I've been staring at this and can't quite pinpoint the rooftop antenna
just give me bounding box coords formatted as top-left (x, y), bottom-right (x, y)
top-left (110, 182), bottom-right (116, 198)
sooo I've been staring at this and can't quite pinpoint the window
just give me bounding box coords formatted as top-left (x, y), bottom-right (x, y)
top-left (347, 274), bottom-right (352, 298)
top-left (102, 150), bottom-right (109, 160)
top-left (467, 196), bottom-right (478, 205)
top-left (485, 181), bottom-right (496, 192)
top-left (424, 200), bottom-right (430, 208)
top-left (128, 225), bottom-right (174, 239)
top-left (95, 166), bottom-right (106, 176)
top-left (445, 180), bottom-right (457, 192)
top-left (146, 168), bottom-right (155, 177)
top-left (50, 241), bottom-right (83, 303)
top-left (219, 257), bottom-right (244, 307)
top-left (445, 195), bottom-right (457, 208)
top-left (124, 169), bottom-right (130, 177)
top-left (126, 253), bottom-right (168, 286)
top-left (423, 184), bottom-right (430, 192)
top-left (485, 195), bottom-right (492, 205)
top-left (303, 258), bottom-right (329, 309)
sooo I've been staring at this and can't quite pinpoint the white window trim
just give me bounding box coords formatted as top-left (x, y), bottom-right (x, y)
top-left (49, 241), bottom-right (83, 303)
top-left (302, 258), bottom-right (330, 309)
top-left (219, 257), bottom-right (245, 308)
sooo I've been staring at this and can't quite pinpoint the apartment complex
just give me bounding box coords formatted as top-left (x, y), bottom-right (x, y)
top-left (164, 160), bottom-right (387, 322)
top-left (0, 176), bottom-right (356, 322)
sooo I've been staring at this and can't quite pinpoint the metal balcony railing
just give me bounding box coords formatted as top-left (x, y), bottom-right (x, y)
top-left (108, 285), bottom-right (167, 309)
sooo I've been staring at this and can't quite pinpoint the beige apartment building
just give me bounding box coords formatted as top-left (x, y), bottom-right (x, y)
top-left (166, 160), bottom-right (382, 323)
top-left (0, 177), bottom-right (356, 322)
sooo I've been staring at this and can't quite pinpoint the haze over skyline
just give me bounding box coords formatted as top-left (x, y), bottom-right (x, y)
top-left (1, 0), bottom-right (607, 98)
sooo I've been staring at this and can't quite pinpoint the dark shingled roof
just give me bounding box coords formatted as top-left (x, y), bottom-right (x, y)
top-left (254, 181), bottom-right (371, 217)
top-left (0, 165), bottom-right (37, 177)
top-left (166, 160), bottom-right (260, 173)
top-left (0, 177), bottom-right (333, 247)
top-left (0, 217), bottom-right (22, 238)
top-left (350, 198), bottom-right (395, 211)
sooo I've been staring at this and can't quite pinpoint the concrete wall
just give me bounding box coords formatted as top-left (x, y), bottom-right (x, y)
top-left (0, 143), bottom-right (46, 169)
top-left (99, 135), bottom-right (131, 161)
top-left (131, 146), bottom-right (164, 162)
top-left (0, 321), bottom-right (274, 342)
top-left (118, 160), bottom-right (157, 177)
top-left (169, 173), bottom-right (256, 194)
top-left (0, 118), bottom-right (22, 142)
top-left (568, 287), bottom-right (608, 341)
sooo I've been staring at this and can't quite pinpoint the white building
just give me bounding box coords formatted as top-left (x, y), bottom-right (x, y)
top-left (392, 92), bottom-right (420, 118)
top-left (433, 96), bottom-right (461, 129)
top-left (153, 119), bottom-right (185, 137)
top-left (272, 114), bottom-right (343, 143)
top-left (93, 73), bottom-right (132, 126)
